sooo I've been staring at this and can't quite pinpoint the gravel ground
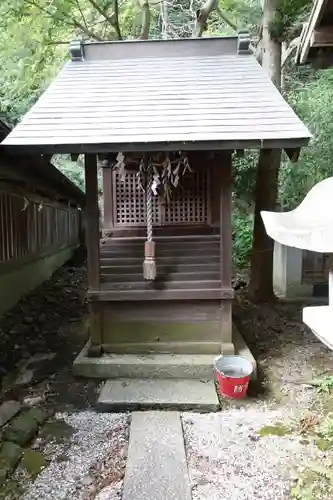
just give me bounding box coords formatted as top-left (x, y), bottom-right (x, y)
top-left (181, 297), bottom-right (333, 500)
top-left (16, 412), bottom-right (130, 500)
top-left (2, 252), bottom-right (333, 499)
top-left (183, 406), bottom-right (324, 500)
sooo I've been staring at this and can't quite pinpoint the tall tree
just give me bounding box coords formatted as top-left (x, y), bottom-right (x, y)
top-left (248, 0), bottom-right (312, 302)
top-left (248, 0), bottom-right (282, 302)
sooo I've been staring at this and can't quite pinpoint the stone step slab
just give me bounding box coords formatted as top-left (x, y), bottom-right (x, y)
top-left (123, 411), bottom-right (192, 500)
top-left (74, 351), bottom-right (216, 380)
top-left (97, 378), bottom-right (219, 412)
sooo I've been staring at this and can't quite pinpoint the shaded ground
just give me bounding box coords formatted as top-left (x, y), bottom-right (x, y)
top-left (0, 247), bottom-right (99, 412)
top-left (233, 295), bottom-right (333, 408)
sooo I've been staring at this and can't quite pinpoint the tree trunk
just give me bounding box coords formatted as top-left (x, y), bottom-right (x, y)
top-left (139, 0), bottom-right (150, 40)
top-left (160, 0), bottom-right (169, 39)
top-left (248, 0), bottom-right (282, 302)
top-left (192, 0), bottom-right (217, 37)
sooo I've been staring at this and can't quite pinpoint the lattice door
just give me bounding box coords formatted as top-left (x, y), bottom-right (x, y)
top-left (113, 169), bottom-right (209, 226)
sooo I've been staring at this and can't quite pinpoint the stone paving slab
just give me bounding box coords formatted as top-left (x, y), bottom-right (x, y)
top-left (97, 378), bottom-right (219, 412)
top-left (3, 407), bottom-right (48, 446)
top-left (0, 401), bottom-right (21, 428)
top-left (0, 441), bottom-right (22, 485)
top-left (123, 411), bottom-right (192, 500)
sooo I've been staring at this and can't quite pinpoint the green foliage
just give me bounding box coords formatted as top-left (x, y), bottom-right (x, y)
top-left (232, 208), bottom-right (253, 270)
top-left (231, 152), bottom-right (256, 271)
top-left (291, 466), bottom-right (333, 500)
top-left (233, 150), bottom-right (258, 205)
top-left (53, 154), bottom-right (103, 193)
top-left (309, 376), bottom-right (333, 394)
top-left (279, 68), bottom-right (333, 210)
top-left (291, 408), bottom-right (333, 499)
top-left (0, 2), bottom-right (67, 123)
top-left (320, 413), bottom-right (333, 438)
top-left (0, 0), bottom-right (148, 123)
top-left (269, 0), bottom-right (312, 41)
top-left (53, 155), bottom-right (86, 192)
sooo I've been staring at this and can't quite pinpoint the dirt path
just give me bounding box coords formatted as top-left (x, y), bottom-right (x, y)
top-left (233, 296), bottom-right (333, 407)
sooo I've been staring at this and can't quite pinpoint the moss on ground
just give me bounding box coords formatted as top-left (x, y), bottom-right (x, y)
top-left (0, 478), bottom-right (24, 500)
top-left (39, 419), bottom-right (75, 443)
top-left (259, 423), bottom-right (291, 437)
top-left (21, 450), bottom-right (48, 477)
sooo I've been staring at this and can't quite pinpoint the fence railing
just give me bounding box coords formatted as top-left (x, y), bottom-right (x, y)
top-left (0, 190), bottom-right (80, 264)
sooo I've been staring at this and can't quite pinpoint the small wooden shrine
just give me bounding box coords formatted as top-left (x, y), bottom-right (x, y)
top-left (2, 34), bottom-right (311, 372)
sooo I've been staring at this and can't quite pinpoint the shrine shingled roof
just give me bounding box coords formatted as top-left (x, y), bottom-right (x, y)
top-left (2, 35), bottom-right (311, 154)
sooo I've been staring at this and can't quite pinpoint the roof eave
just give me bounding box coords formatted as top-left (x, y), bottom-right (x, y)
top-left (1, 137), bottom-right (311, 156)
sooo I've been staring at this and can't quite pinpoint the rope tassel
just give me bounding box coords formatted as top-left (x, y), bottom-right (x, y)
top-left (143, 156), bottom-right (156, 280)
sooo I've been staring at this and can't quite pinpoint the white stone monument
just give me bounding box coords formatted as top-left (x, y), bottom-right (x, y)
top-left (273, 242), bottom-right (313, 298)
top-left (261, 176), bottom-right (333, 350)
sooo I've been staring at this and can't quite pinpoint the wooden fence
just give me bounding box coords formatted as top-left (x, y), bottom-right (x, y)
top-left (0, 189), bottom-right (80, 265)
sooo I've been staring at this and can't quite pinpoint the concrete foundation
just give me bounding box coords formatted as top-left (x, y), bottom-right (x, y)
top-left (0, 245), bottom-right (78, 316)
top-left (73, 323), bottom-right (257, 380)
top-left (273, 242), bottom-right (313, 299)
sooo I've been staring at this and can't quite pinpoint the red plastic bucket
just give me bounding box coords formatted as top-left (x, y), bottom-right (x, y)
top-left (215, 355), bottom-right (253, 399)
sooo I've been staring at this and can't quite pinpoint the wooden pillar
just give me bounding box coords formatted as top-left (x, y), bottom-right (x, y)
top-left (102, 166), bottom-right (114, 231)
top-left (84, 153), bottom-right (102, 356)
top-left (210, 159), bottom-right (223, 227)
top-left (220, 151), bottom-right (234, 354)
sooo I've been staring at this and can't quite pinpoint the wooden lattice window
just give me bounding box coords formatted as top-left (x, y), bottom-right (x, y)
top-left (114, 172), bottom-right (160, 226)
top-left (164, 170), bottom-right (209, 225)
top-left (113, 169), bottom-right (209, 226)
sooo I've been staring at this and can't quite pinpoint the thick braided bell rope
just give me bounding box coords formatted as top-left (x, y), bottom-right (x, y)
top-left (142, 157), bottom-right (156, 280)
top-left (146, 162), bottom-right (153, 242)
